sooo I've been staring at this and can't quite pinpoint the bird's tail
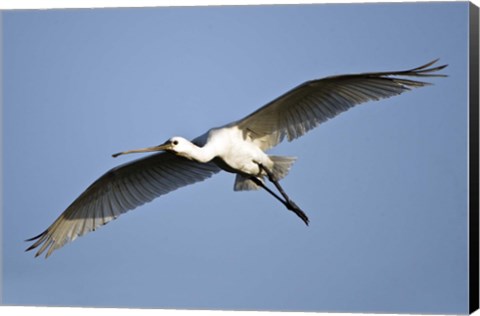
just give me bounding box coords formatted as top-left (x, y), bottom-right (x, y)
top-left (269, 155), bottom-right (297, 181)
top-left (233, 156), bottom-right (297, 191)
top-left (234, 174), bottom-right (263, 191)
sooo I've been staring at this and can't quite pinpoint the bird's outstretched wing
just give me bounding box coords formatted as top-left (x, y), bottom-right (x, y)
top-left (26, 153), bottom-right (220, 258)
top-left (236, 59), bottom-right (447, 150)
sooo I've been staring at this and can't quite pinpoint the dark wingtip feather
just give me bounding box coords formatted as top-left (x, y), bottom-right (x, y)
top-left (407, 59), bottom-right (448, 77)
top-left (25, 245), bottom-right (36, 252)
top-left (411, 58), bottom-right (440, 70)
top-left (25, 230), bottom-right (47, 242)
top-left (25, 230), bottom-right (48, 256)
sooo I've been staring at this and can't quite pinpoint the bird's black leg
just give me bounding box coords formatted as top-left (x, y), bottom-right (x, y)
top-left (255, 164), bottom-right (310, 226)
top-left (249, 177), bottom-right (289, 208)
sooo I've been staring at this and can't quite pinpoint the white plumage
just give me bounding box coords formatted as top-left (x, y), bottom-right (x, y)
top-left (26, 60), bottom-right (447, 258)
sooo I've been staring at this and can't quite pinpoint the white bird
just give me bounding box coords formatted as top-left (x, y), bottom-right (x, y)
top-left (26, 60), bottom-right (447, 258)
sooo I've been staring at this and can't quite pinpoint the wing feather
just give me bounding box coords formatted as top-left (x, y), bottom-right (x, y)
top-left (236, 59), bottom-right (447, 149)
top-left (26, 152), bottom-right (220, 257)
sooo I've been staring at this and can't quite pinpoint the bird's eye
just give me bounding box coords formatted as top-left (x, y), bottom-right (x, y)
top-left (172, 140), bottom-right (179, 145)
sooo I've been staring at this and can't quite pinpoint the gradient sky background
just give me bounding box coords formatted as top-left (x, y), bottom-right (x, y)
top-left (2, 2), bottom-right (470, 314)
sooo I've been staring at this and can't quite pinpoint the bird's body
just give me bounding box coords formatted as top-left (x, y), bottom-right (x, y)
top-left (27, 60), bottom-right (447, 258)
top-left (194, 126), bottom-right (273, 175)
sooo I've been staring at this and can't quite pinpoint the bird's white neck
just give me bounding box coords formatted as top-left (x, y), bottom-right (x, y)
top-left (176, 141), bottom-right (216, 163)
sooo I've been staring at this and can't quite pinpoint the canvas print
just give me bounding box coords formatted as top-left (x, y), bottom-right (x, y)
top-left (2, 2), bottom-right (478, 314)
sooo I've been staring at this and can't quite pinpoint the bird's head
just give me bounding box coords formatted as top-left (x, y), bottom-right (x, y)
top-left (160, 137), bottom-right (192, 154)
top-left (111, 136), bottom-right (191, 158)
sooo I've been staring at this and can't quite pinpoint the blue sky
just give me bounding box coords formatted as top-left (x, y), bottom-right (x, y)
top-left (2, 2), bottom-right (470, 314)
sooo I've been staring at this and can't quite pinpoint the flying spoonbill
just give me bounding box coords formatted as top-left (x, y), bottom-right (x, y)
top-left (26, 59), bottom-right (447, 258)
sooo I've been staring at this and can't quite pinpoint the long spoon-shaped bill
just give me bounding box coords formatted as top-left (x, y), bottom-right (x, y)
top-left (112, 143), bottom-right (171, 158)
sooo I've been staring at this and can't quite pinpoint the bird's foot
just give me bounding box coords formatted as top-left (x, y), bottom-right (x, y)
top-left (286, 199), bottom-right (310, 226)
